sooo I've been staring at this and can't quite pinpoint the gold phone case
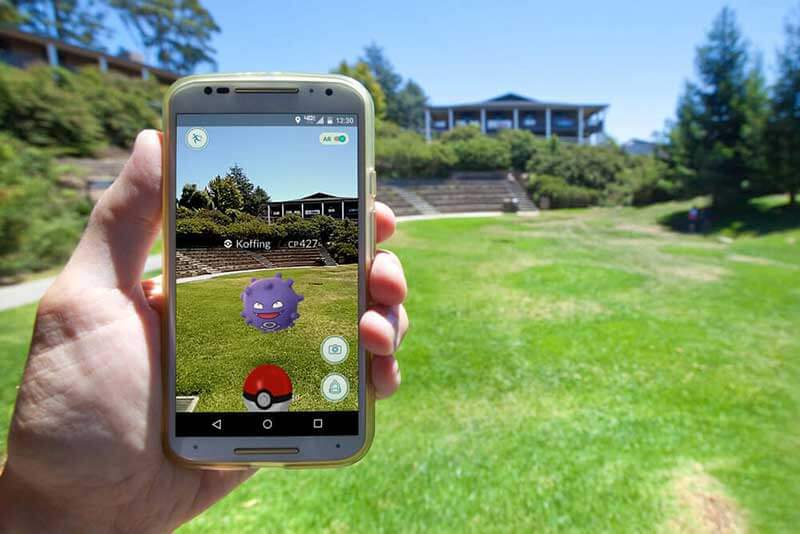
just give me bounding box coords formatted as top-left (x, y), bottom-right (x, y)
top-left (161, 73), bottom-right (376, 468)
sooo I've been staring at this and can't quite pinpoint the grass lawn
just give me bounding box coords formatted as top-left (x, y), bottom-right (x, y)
top-left (176, 265), bottom-right (358, 412)
top-left (0, 198), bottom-right (797, 532)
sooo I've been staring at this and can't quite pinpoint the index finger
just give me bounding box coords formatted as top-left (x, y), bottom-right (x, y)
top-left (376, 201), bottom-right (396, 244)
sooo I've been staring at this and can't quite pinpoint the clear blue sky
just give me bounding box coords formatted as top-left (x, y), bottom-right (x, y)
top-left (115, 0), bottom-right (795, 142)
top-left (177, 124), bottom-right (358, 201)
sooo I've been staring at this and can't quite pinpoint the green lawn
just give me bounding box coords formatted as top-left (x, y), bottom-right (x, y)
top-left (0, 198), bottom-right (798, 532)
top-left (176, 265), bottom-right (358, 412)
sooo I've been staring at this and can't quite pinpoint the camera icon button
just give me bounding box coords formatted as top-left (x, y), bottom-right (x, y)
top-left (320, 335), bottom-right (349, 364)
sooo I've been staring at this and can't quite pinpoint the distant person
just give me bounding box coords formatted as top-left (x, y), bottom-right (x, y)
top-left (688, 205), bottom-right (699, 233)
top-left (0, 131), bottom-right (410, 532)
top-left (699, 207), bottom-right (712, 233)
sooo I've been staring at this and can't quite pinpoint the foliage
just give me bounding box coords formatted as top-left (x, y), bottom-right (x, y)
top-left (0, 133), bottom-right (90, 277)
top-left (439, 125), bottom-right (482, 143)
top-left (446, 135), bottom-right (511, 171)
top-left (109, 0), bottom-right (220, 74)
top-left (527, 174), bottom-right (599, 208)
top-left (765, 6), bottom-right (800, 205)
top-left (178, 183), bottom-right (212, 210)
top-left (333, 60), bottom-right (387, 118)
top-left (496, 128), bottom-right (541, 171)
top-left (361, 43), bottom-right (428, 130)
top-left (206, 175), bottom-right (243, 212)
top-left (14, 0), bottom-right (108, 49)
top-left (376, 128), bottom-right (456, 178)
top-left (222, 163), bottom-right (270, 215)
top-left (0, 65), bottom-right (162, 154)
top-left (667, 7), bottom-right (769, 207)
top-left (63, 66), bottom-right (162, 147)
top-left (0, 64), bottom-right (105, 155)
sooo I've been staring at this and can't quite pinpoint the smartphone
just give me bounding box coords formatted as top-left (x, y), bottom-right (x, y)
top-left (161, 73), bottom-right (376, 467)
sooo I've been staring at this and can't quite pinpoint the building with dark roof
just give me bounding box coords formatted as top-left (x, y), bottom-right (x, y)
top-left (425, 93), bottom-right (608, 145)
top-left (0, 27), bottom-right (180, 84)
top-left (265, 192), bottom-right (358, 223)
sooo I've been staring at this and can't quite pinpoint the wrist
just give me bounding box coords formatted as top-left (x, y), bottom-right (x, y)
top-left (0, 463), bottom-right (101, 533)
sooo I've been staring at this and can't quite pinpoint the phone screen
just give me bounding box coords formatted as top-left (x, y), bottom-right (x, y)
top-left (173, 113), bottom-right (360, 437)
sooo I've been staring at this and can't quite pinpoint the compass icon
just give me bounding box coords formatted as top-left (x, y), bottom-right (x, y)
top-left (185, 127), bottom-right (208, 150)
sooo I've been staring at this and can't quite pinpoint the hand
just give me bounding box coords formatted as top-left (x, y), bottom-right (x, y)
top-left (0, 131), bottom-right (409, 532)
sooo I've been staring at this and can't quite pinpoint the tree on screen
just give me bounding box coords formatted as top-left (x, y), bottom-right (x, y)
top-left (207, 175), bottom-right (242, 212)
top-left (224, 164), bottom-right (270, 216)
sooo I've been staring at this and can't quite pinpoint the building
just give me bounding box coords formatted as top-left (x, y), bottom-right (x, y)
top-left (0, 27), bottom-right (179, 84)
top-left (425, 93), bottom-right (608, 144)
top-left (621, 138), bottom-right (657, 156)
top-left (265, 192), bottom-right (358, 223)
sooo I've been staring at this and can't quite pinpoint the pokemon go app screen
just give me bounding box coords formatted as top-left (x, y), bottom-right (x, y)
top-left (174, 113), bottom-right (359, 436)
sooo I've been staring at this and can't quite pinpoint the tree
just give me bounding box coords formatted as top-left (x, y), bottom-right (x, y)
top-left (392, 79), bottom-right (428, 131)
top-left (361, 44), bottom-right (428, 129)
top-left (668, 7), bottom-right (769, 207)
top-left (13, 0), bottom-right (108, 48)
top-left (223, 164), bottom-right (270, 215)
top-left (109, 0), bottom-right (219, 74)
top-left (333, 60), bottom-right (387, 118)
top-left (766, 5), bottom-right (800, 205)
top-left (178, 183), bottom-right (211, 210)
top-left (206, 175), bottom-right (242, 212)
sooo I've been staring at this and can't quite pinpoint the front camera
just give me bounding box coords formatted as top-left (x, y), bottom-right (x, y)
top-left (325, 88), bottom-right (333, 96)
top-left (203, 86), bottom-right (212, 95)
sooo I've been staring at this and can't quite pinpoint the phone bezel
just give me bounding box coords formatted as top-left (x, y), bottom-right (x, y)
top-left (162, 73), bottom-right (375, 467)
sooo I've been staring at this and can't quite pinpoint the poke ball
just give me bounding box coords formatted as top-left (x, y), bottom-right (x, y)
top-left (240, 273), bottom-right (304, 333)
top-left (243, 364), bottom-right (293, 412)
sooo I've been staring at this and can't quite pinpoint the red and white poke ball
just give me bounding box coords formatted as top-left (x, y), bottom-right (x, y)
top-left (242, 364), bottom-right (293, 412)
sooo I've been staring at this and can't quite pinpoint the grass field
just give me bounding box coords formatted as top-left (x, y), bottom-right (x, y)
top-left (0, 197), bottom-right (798, 532)
top-left (176, 265), bottom-right (358, 412)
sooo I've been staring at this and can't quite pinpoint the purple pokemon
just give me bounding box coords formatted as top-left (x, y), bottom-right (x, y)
top-left (240, 273), bottom-right (303, 333)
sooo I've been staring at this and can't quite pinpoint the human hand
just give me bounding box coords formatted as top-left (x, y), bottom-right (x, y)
top-left (0, 130), bottom-right (409, 532)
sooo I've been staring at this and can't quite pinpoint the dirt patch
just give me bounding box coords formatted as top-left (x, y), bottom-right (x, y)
top-left (665, 463), bottom-right (747, 534)
top-left (616, 223), bottom-right (670, 236)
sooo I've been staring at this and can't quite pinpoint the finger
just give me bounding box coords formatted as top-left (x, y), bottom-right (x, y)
top-left (369, 250), bottom-right (407, 306)
top-left (372, 354), bottom-right (401, 399)
top-left (62, 130), bottom-right (162, 290)
top-left (141, 275), bottom-right (164, 313)
top-left (375, 201), bottom-right (396, 244)
top-left (359, 304), bottom-right (409, 356)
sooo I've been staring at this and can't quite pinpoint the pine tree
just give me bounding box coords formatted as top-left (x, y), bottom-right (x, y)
top-left (766, 5), bottom-right (800, 205)
top-left (668, 7), bottom-right (769, 207)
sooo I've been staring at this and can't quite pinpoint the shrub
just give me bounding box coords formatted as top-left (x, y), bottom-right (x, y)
top-left (64, 67), bottom-right (162, 148)
top-left (376, 129), bottom-right (456, 178)
top-left (175, 217), bottom-right (225, 246)
top-left (0, 65), bottom-right (104, 155)
top-left (449, 136), bottom-right (511, 171)
top-left (439, 125), bottom-right (482, 143)
top-left (496, 129), bottom-right (543, 171)
top-left (528, 174), bottom-right (599, 208)
top-left (0, 133), bottom-right (90, 277)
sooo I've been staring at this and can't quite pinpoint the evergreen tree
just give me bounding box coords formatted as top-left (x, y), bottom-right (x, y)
top-left (668, 7), bottom-right (769, 207)
top-left (178, 183), bottom-right (211, 210)
top-left (361, 44), bottom-right (428, 130)
top-left (206, 175), bottom-right (242, 212)
top-left (333, 60), bottom-right (386, 118)
top-left (766, 5), bottom-right (800, 205)
top-left (224, 164), bottom-right (270, 215)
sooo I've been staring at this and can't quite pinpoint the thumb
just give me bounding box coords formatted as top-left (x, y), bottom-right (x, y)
top-left (62, 130), bottom-right (163, 290)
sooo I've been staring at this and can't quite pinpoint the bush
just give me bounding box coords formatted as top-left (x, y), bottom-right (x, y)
top-left (0, 133), bottom-right (90, 277)
top-left (496, 129), bottom-right (543, 171)
top-left (0, 65), bottom-right (105, 155)
top-left (439, 125), bottom-right (482, 143)
top-left (528, 174), bottom-right (599, 208)
top-left (449, 136), bottom-right (511, 171)
top-left (0, 65), bottom-right (163, 155)
top-left (63, 67), bottom-right (162, 148)
top-left (175, 217), bottom-right (225, 246)
top-left (376, 129), bottom-right (456, 178)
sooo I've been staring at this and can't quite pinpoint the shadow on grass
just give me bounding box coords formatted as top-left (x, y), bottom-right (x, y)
top-left (658, 197), bottom-right (800, 237)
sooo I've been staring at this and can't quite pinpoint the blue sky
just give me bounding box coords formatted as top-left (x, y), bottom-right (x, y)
top-left (113, 0), bottom-right (795, 142)
top-left (177, 124), bottom-right (358, 201)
